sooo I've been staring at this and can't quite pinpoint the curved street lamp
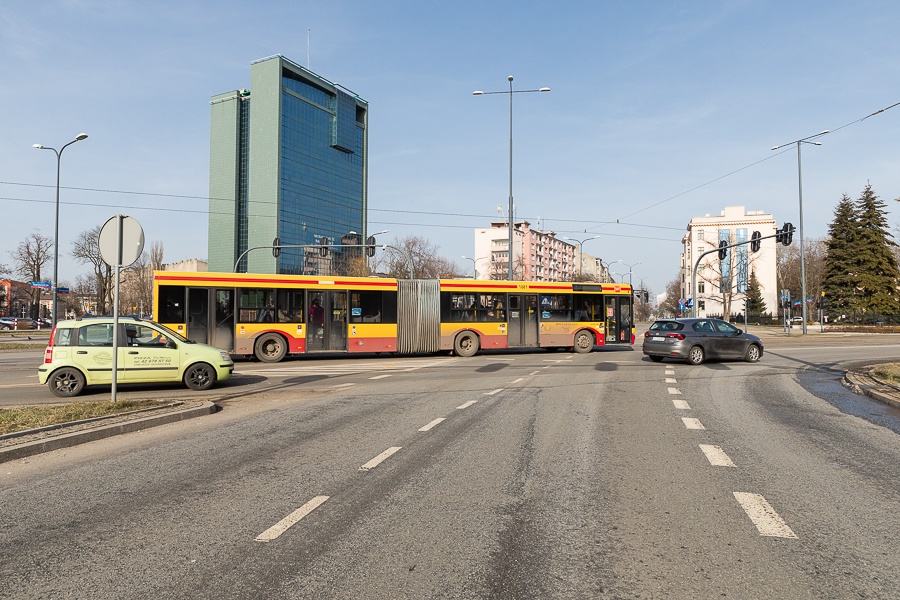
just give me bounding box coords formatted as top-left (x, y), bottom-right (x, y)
top-left (33, 133), bottom-right (88, 327)
top-left (563, 235), bottom-right (601, 278)
top-left (473, 76), bottom-right (550, 280)
top-left (612, 260), bottom-right (642, 287)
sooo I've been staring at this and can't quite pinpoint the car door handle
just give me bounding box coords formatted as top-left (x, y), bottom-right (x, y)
top-left (76, 350), bottom-right (87, 354)
top-left (128, 351), bottom-right (139, 355)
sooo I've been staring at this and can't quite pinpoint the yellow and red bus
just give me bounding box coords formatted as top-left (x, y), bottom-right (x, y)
top-left (153, 271), bottom-right (634, 362)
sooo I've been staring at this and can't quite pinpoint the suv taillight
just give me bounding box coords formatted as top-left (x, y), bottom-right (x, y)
top-left (44, 326), bottom-right (56, 363)
top-left (666, 333), bottom-right (685, 341)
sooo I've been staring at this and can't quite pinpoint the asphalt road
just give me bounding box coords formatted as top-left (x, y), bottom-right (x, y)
top-left (1, 336), bottom-right (899, 598)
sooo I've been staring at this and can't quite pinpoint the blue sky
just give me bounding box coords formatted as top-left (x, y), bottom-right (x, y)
top-left (2, 0), bottom-right (898, 296)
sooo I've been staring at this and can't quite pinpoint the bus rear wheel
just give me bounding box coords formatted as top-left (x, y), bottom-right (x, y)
top-left (572, 330), bottom-right (594, 354)
top-left (256, 333), bottom-right (287, 362)
top-left (454, 332), bottom-right (479, 357)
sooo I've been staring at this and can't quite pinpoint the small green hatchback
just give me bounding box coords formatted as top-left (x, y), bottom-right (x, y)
top-left (38, 316), bottom-right (234, 397)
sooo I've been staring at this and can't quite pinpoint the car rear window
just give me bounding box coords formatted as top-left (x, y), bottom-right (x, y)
top-left (649, 321), bottom-right (684, 332)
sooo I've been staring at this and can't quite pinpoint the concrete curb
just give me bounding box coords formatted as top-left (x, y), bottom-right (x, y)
top-left (0, 401), bottom-right (216, 464)
top-left (843, 369), bottom-right (900, 410)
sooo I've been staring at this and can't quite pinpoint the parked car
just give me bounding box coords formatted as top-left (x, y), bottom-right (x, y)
top-left (38, 316), bottom-right (234, 397)
top-left (0, 317), bottom-right (34, 330)
top-left (642, 318), bottom-right (764, 365)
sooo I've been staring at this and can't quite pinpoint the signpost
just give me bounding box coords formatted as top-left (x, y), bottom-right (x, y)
top-left (98, 215), bottom-right (145, 402)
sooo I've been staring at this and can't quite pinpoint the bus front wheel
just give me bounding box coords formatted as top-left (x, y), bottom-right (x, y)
top-left (454, 332), bottom-right (479, 357)
top-left (573, 330), bottom-right (594, 354)
top-left (256, 333), bottom-right (287, 362)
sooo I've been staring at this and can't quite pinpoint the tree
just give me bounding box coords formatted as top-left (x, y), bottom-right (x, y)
top-left (822, 194), bottom-right (859, 314)
top-left (72, 226), bottom-right (113, 316)
top-left (776, 236), bottom-right (826, 316)
top-left (376, 235), bottom-right (458, 279)
top-left (853, 184), bottom-right (899, 312)
top-left (658, 275), bottom-right (682, 318)
top-left (745, 270), bottom-right (767, 315)
top-left (10, 231), bottom-right (53, 319)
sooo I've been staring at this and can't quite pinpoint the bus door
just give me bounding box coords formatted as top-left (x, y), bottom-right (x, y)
top-left (307, 291), bottom-right (348, 351)
top-left (186, 288), bottom-right (209, 344)
top-left (211, 289), bottom-right (234, 351)
top-left (507, 294), bottom-right (539, 348)
top-left (604, 296), bottom-right (633, 344)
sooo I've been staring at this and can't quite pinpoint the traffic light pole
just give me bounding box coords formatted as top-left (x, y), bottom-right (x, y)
top-left (691, 226), bottom-right (793, 319)
top-left (233, 243), bottom-right (415, 278)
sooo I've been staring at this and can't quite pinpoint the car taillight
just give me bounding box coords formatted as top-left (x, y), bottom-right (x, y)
top-left (44, 326), bottom-right (56, 363)
top-left (666, 333), bottom-right (685, 341)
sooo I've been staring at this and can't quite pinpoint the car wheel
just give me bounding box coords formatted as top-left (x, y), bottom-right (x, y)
top-left (572, 330), bottom-right (594, 354)
top-left (649, 355), bottom-right (664, 362)
top-left (184, 362), bottom-right (216, 391)
top-left (687, 345), bottom-right (705, 365)
top-left (48, 367), bottom-right (86, 398)
top-left (454, 331), bottom-right (479, 357)
top-left (255, 333), bottom-right (287, 363)
top-left (745, 344), bottom-right (761, 363)
top-left (0, 325), bottom-right (9, 331)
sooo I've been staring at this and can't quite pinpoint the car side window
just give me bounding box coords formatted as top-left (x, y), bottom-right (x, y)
top-left (714, 320), bottom-right (738, 334)
top-left (77, 323), bottom-right (114, 347)
top-left (128, 324), bottom-right (171, 347)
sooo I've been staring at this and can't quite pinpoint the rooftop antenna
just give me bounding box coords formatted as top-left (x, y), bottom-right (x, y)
top-left (536, 215), bottom-right (542, 229)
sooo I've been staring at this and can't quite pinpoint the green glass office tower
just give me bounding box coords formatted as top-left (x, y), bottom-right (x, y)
top-left (209, 55), bottom-right (368, 274)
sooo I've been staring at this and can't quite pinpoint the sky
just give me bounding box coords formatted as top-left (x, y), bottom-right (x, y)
top-left (2, 0), bottom-right (899, 298)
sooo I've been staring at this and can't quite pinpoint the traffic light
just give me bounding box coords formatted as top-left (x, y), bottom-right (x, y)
top-left (366, 235), bottom-right (376, 258)
top-left (718, 240), bottom-right (728, 260)
top-left (779, 223), bottom-right (794, 246)
top-left (319, 237), bottom-right (329, 257)
top-left (272, 237), bottom-right (281, 258)
top-left (750, 231), bottom-right (761, 253)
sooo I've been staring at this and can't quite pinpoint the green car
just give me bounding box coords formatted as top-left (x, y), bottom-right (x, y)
top-left (38, 316), bottom-right (234, 397)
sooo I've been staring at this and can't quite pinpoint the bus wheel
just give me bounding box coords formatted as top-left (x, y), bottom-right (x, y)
top-left (256, 333), bottom-right (287, 362)
top-left (454, 332), bottom-right (479, 357)
top-left (573, 330), bottom-right (594, 354)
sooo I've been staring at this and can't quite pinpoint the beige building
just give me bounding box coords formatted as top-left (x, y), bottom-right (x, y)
top-left (681, 206), bottom-right (777, 317)
top-left (473, 221), bottom-right (576, 281)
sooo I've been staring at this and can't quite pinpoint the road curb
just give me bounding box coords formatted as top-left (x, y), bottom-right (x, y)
top-left (843, 369), bottom-right (900, 410)
top-left (0, 401), bottom-right (216, 464)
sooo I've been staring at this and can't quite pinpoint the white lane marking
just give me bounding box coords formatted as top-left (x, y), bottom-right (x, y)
top-left (255, 496), bottom-right (329, 542)
top-left (489, 358), bottom-right (517, 362)
top-left (733, 492), bottom-right (798, 538)
top-left (509, 378), bottom-right (524, 384)
top-left (359, 447), bottom-right (402, 471)
top-left (665, 378), bottom-right (677, 384)
top-left (682, 417), bottom-right (705, 430)
top-left (667, 387), bottom-right (682, 395)
top-left (672, 399), bottom-right (691, 410)
top-left (369, 374), bottom-right (392, 380)
top-left (457, 400), bottom-right (478, 410)
top-left (331, 383), bottom-right (356, 389)
top-left (0, 383), bottom-right (40, 389)
top-left (485, 389), bottom-right (503, 396)
top-left (418, 418), bottom-right (445, 432)
top-left (529, 371), bottom-right (540, 376)
top-left (699, 444), bottom-right (736, 467)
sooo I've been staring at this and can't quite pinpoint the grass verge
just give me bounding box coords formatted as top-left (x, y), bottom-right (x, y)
top-left (0, 399), bottom-right (171, 436)
top-left (871, 363), bottom-right (900, 386)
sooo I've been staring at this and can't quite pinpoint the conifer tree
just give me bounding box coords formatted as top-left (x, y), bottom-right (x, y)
top-left (822, 194), bottom-right (859, 313)
top-left (745, 270), bottom-right (767, 315)
top-left (853, 184), bottom-right (899, 313)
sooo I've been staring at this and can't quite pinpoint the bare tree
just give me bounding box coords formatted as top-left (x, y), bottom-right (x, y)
top-left (150, 240), bottom-right (164, 272)
top-left (10, 231), bottom-right (53, 319)
top-left (658, 276), bottom-right (682, 318)
top-left (376, 235), bottom-right (458, 279)
top-left (71, 226), bottom-right (113, 315)
top-left (776, 237), bottom-right (826, 313)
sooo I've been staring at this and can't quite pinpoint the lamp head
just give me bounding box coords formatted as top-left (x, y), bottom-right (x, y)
top-left (75, 133), bottom-right (88, 141)
top-left (32, 144), bottom-right (44, 149)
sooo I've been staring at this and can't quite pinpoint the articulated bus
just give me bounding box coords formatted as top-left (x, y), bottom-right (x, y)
top-left (153, 271), bottom-right (634, 362)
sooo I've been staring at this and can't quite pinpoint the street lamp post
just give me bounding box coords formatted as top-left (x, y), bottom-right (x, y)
top-left (563, 235), bottom-right (602, 278)
top-left (772, 130), bottom-right (828, 335)
top-left (612, 260), bottom-right (642, 287)
top-left (461, 256), bottom-right (479, 279)
top-left (474, 76), bottom-right (550, 281)
top-left (33, 133), bottom-right (88, 328)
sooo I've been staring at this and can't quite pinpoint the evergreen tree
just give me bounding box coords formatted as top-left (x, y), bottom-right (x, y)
top-left (745, 270), bottom-right (766, 315)
top-left (822, 194), bottom-right (859, 313)
top-left (853, 184), bottom-right (899, 313)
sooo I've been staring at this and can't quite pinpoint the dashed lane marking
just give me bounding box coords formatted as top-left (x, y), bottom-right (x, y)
top-left (255, 496), bottom-right (329, 542)
top-left (418, 418), bottom-right (445, 432)
top-left (457, 400), bottom-right (478, 410)
top-left (330, 383), bottom-right (356, 389)
top-left (665, 378), bottom-right (677, 384)
top-left (359, 447), bottom-right (402, 472)
top-left (733, 492), bottom-right (798, 538)
top-left (699, 444), bottom-right (736, 467)
top-left (672, 399), bottom-right (691, 410)
top-left (369, 374), bottom-right (392, 380)
top-left (509, 378), bottom-right (524, 384)
top-left (667, 387), bottom-right (682, 395)
top-left (682, 417), bottom-right (705, 430)
top-left (485, 389), bottom-right (503, 396)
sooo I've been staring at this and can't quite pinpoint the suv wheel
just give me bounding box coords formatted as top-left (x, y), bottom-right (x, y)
top-left (49, 367), bottom-right (86, 397)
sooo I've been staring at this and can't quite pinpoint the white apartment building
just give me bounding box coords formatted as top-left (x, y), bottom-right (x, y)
top-left (681, 206), bottom-right (778, 317)
top-left (473, 221), bottom-right (576, 281)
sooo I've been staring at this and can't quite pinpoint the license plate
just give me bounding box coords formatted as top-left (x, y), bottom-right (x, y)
top-left (651, 336), bottom-right (665, 342)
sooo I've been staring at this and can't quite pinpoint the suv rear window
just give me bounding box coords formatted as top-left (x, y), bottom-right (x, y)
top-left (649, 321), bottom-right (684, 332)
